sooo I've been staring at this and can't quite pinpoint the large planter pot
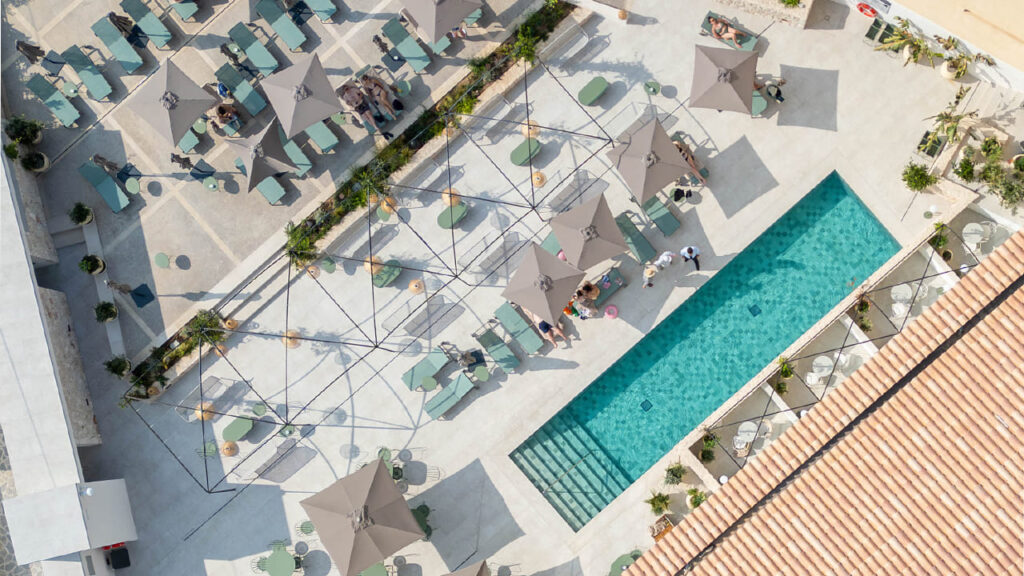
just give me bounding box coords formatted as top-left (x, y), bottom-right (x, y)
top-left (1011, 154), bottom-right (1024, 172)
top-left (90, 258), bottom-right (106, 275)
top-left (23, 152), bottom-right (50, 173)
top-left (901, 45), bottom-right (914, 64)
top-left (939, 60), bottom-right (958, 80)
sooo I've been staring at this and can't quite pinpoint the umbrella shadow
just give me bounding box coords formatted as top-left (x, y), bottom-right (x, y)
top-left (777, 65), bottom-right (839, 132)
top-left (707, 135), bottom-right (777, 218)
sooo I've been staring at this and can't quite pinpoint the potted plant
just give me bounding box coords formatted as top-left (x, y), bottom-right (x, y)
top-left (20, 150), bottom-right (49, 172)
top-left (777, 357), bottom-right (794, 379)
top-left (980, 137), bottom-right (1002, 161)
top-left (94, 301), bottom-right (119, 322)
top-left (856, 297), bottom-right (871, 314)
top-left (78, 254), bottom-right (106, 275)
top-left (858, 315), bottom-right (873, 332)
top-left (104, 355), bottom-right (132, 378)
top-left (1012, 155), bottom-right (1024, 174)
top-left (4, 115), bottom-right (43, 145)
top-left (902, 161), bottom-right (937, 192)
top-left (954, 152), bottom-right (976, 183)
top-left (4, 143), bottom-right (19, 160)
top-left (877, 19), bottom-right (939, 66)
top-left (686, 488), bottom-right (707, 509)
top-left (68, 202), bottom-right (94, 225)
top-left (772, 378), bottom-right (788, 395)
top-left (645, 491), bottom-right (671, 515)
top-left (664, 462), bottom-right (687, 485)
top-left (699, 432), bottom-right (717, 462)
top-left (920, 87), bottom-right (975, 155)
top-left (941, 52), bottom-right (970, 80)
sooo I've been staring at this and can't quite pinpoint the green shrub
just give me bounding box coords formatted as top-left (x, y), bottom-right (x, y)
top-left (664, 463), bottom-right (687, 485)
top-left (777, 357), bottom-right (794, 378)
top-left (929, 222), bottom-right (949, 250)
top-left (780, 0), bottom-right (801, 6)
top-left (94, 301), bottom-right (118, 322)
top-left (285, 221), bottom-right (320, 268)
top-left (858, 316), bottom-right (873, 332)
top-left (1014, 156), bottom-right (1024, 173)
top-left (104, 355), bottom-right (131, 378)
top-left (511, 27), bottom-right (538, 63)
top-left (954, 157), bottom-right (975, 182)
top-left (20, 151), bottom-right (46, 171)
top-left (68, 202), bottom-right (92, 225)
top-left (856, 298), bottom-right (871, 314)
top-left (4, 115), bottom-right (43, 144)
top-left (980, 137), bottom-right (1002, 160)
top-left (772, 379), bottom-right (788, 394)
top-left (4, 143), bottom-right (19, 159)
top-left (902, 162), bottom-right (937, 191)
top-left (78, 255), bottom-right (103, 274)
top-left (687, 488), bottom-right (708, 508)
top-left (645, 491), bottom-right (671, 515)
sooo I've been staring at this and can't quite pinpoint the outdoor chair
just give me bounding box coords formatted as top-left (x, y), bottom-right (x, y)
top-left (26, 74), bottom-right (80, 128)
top-left (670, 132), bottom-right (709, 186)
top-left (751, 88), bottom-right (768, 117)
top-left (411, 504), bottom-right (432, 539)
top-left (257, 177), bottom-right (287, 205)
top-left (215, 63), bottom-right (267, 116)
top-left (437, 202), bottom-right (468, 229)
top-left (304, 0), bottom-right (338, 22)
top-left (280, 128), bottom-right (313, 177)
top-left (121, 0), bottom-right (173, 48)
top-left (474, 321), bottom-right (520, 373)
top-left (464, 7), bottom-right (483, 26)
top-left (614, 212), bottom-right (657, 264)
top-left (170, 0), bottom-right (198, 22)
top-left (79, 161), bottom-right (130, 213)
top-left (863, 17), bottom-right (884, 44)
top-left (641, 196), bottom-right (681, 237)
top-left (700, 11), bottom-right (758, 51)
top-left (178, 127), bottom-right (200, 153)
top-left (539, 231), bottom-right (560, 256)
top-left (590, 266), bottom-right (626, 308)
top-left (60, 45), bottom-right (113, 101)
top-left (494, 302), bottom-right (544, 355)
top-left (255, 0), bottom-right (307, 52)
top-left (229, 23), bottom-right (279, 77)
top-left (424, 372), bottom-right (476, 420)
top-left (401, 347), bottom-right (450, 391)
top-left (510, 138), bottom-right (542, 166)
top-left (91, 17), bottom-right (144, 73)
top-left (305, 121), bottom-right (339, 154)
top-left (381, 18), bottom-right (430, 73)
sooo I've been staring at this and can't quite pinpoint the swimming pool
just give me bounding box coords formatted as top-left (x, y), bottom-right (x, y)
top-left (510, 171), bottom-right (899, 530)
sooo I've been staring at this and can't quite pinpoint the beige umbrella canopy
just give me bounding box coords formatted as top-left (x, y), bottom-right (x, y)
top-left (262, 53), bottom-right (344, 138)
top-left (128, 60), bottom-right (216, 145)
top-left (401, 0), bottom-right (483, 43)
top-left (446, 561), bottom-right (491, 576)
top-left (606, 117), bottom-right (690, 204)
top-left (502, 243), bottom-right (585, 325)
top-left (300, 460), bottom-right (424, 576)
top-left (225, 118), bottom-right (297, 192)
top-left (550, 194), bottom-right (627, 270)
top-left (689, 45), bottom-right (759, 114)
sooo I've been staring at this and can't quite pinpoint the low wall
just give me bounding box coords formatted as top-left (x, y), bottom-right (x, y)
top-left (717, 0), bottom-right (817, 28)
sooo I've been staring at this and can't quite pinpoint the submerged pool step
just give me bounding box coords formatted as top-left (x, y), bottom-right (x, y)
top-left (543, 417), bottom-right (627, 504)
top-left (531, 427), bottom-right (608, 517)
top-left (551, 414), bottom-right (633, 492)
top-left (510, 441), bottom-right (589, 530)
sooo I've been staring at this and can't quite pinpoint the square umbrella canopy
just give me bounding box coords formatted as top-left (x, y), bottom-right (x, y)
top-left (128, 60), bottom-right (216, 145)
top-left (689, 44), bottom-right (759, 114)
top-left (502, 243), bottom-right (585, 325)
top-left (262, 53), bottom-right (344, 138)
top-left (606, 117), bottom-right (690, 205)
top-left (300, 460), bottom-right (424, 576)
top-left (400, 0), bottom-right (483, 43)
top-left (225, 118), bottom-right (297, 192)
top-left (549, 194), bottom-right (627, 270)
top-left (446, 561), bottom-right (491, 576)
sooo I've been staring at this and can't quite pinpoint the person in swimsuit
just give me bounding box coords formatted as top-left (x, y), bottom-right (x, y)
top-left (707, 16), bottom-right (747, 46)
top-left (341, 85), bottom-right (393, 140)
top-left (674, 141), bottom-right (707, 185)
top-left (528, 311), bottom-right (568, 347)
top-left (359, 74), bottom-right (399, 118)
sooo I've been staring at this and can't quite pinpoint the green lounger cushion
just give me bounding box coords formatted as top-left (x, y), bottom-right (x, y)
top-left (701, 11), bottom-right (758, 51)
top-left (215, 63), bottom-right (266, 115)
top-left (495, 302), bottom-right (544, 355)
top-left (437, 204), bottom-right (468, 229)
top-left (305, 121), bottom-right (339, 154)
top-left (171, 0), bottom-right (198, 21)
top-left (475, 328), bottom-right (520, 372)
top-left (382, 18), bottom-right (430, 73)
top-left (255, 0), bottom-right (307, 51)
top-left (641, 196), bottom-right (680, 237)
top-left (91, 17), bottom-right (144, 73)
top-left (229, 23), bottom-right (279, 77)
top-left (614, 213), bottom-right (657, 263)
top-left (26, 75), bottom-right (80, 128)
top-left (578, 76), bottom-right (608, 106)
top-left (402, 348), bottom-right (449, 390)
top-left (280, 130), bottom-right (312, 177)
top-left (178, 129), bottom-right (199, 153)
top-left (304, 0), bottom-right (338, 22)
top-left (425, 373), bottom-right (475, 419)
top-left (591, 267), bottom-right (626, 308)
top-left (60, 46), bottom-right (112, 101)
top-left (463, 7), bottom-right (482, 26)
top-left (372, 260), bottom-right (402, 288)
top-left (539, 231), bottom-right (561, 255)
top-left (429, 35), bottom-right (451, 55)
top-left (256, 177), bottom-right (286, 205)
top-left (120, 0), bottom-right (172, 48)
top-left (510, 138), bottom-right (542, 166)
top-left (79, 162), bottom-right (130, 213)
top-left (751, 89), bottom-right (768, 117)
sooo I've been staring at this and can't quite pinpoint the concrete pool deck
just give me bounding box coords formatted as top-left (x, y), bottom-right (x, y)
top-left (37, 0), bottom-right (1024, 575)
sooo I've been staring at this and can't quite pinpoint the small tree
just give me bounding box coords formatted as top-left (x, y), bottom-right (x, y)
top-left (954, 156), bottom-right (975, 183)
top-left (78, 255), bottom-right (104, 274)
top-left (777, 357), bottom-right (794, 379)
top-left (687, 488), bottom-right (708, 509)
top-left (4, 143), bottom-right (19, 159)
top-left (902, 162), bottom-right (937, 191)
top-left (699, 432), bottom-right (717, 462)
top-left (94, 301), bottom-right (119, 322)
top-left (920, 87), bottom-right (976, 153)
top-left (664, 463), bottom-right (687, 485)
top-left (68, 202), bottom-right (93, 225)
top-left (104, 355), bottom-right (131, 378)
top-left (4, 115), bottom-right (43, 144)
top-left (645, 491), bottom-right (671, 515)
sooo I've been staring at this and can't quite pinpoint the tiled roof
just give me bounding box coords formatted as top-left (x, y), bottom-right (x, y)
top-left (627, 231), bottom-right (1024, 576)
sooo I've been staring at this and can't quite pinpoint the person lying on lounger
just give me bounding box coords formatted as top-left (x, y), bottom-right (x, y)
top-left (707, 16), bottom-right (747, 46)
top-left (674, 141), bottom-right (707, 185)
top-left (340, 84), bottom-right (393, 140)
top-left (359, 74), bottom-right (403, 119)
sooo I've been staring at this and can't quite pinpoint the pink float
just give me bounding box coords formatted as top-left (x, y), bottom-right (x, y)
top-left (604, 305), bottom-right (619, 319)
top-left (557, 250), bottom-right (567, 261)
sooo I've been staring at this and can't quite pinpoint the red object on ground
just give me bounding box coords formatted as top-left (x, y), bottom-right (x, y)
top-left (857, 3), bottom-right (877, 17)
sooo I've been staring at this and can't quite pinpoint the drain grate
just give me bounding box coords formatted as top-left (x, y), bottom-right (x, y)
top-left (748, 304), bottom-right (762, 317)
top-left (641, 399), bottom-right (653, 412)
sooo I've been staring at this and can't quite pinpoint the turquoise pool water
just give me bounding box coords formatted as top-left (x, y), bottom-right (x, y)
top-left (510, 171), bottom-right (900, 530)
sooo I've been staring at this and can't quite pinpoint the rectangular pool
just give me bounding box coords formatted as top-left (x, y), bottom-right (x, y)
top-left (510, 171), bottom-right (899, 530)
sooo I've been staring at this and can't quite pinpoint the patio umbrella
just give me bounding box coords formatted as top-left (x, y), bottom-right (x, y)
top-left (549, 194), bottom-right (627, 270)
top-left (262, 53), bottom-right (344, 138)
top-left (128, 60), bottom-right (216, 146)
top-left (689, 45), bottom-right (759, 114)
top-left (446, 561), bottom-right (491, 576)
top-left (224, 118), bottom-right (296, 192)
top-left (502, 243), bottom-right (585, 325)
top-left (300, 460), bottom-right (424, 576)
top-left (400, 0), bottom-right (483, 43)
top-left (606, 117), bottom-right (689, 205)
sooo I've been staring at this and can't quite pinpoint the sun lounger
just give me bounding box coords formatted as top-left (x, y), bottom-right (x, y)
top-left (170, 0), bottom-right (198, 21)
top-left (591, 266), bottom-right (626, 308)
top-left (382, 18), bottom-right (430, 73)
top-left (305, 121), bottom-right (339, 154)
top-left (120, 0), bottom-right (173, 48)
top-left (615, 212), bottom-right (657, 263)
top-left (60, 46), bottom-right (113, 101)
top-left (578, 76), bottom-right (608, 106)
top-left (424, 373), bottom-right (475, 419)
top-left (402, 347), bottom-right (449, 390)
top-left (670, 132), bottom-right (709, 186)
top-left (228, 23), bottom-right (279, 77)
top-left (700, 11), bottom-right (758, 51)
top-left (256, 177), bottom-right (286, 205)
top-left (372, 260), bottom-right (402, 288)
top-left (464, 7), bottom-right (482, 26)
top-left (215, 63), bottom-right (266, 116)
top-left (178, 128), bottom-right (199, 153)
top-left (79, 161), bottom-right (130, 213)
top-left (304, 0), bottom-right (338, 22)
top-left (280, 129), bottom-right (312, 177)
top-left (641, 196), bottom-right (680, 237)
top-left (495, 302), bottom-right (544, 355)
top-left (539, 231), bottom-right (561, 255)
top-left (26, 75), bottom-right (80, 128)
top-left (474, 322), bottom-right (520, 373)
top-left (429, 34), bottom-right (451, 55)
top-left (91, 17), bottom-right (144, 73)
top-left (255, 0), bottom-right (307, 52)
top-left (751, 89), bottom-right (768, 117)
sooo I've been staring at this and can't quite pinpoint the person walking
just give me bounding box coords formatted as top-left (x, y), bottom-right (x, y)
top-left (642, 265), bottom-right (658, 288)
top-left (680, 245), bottom-right (701, 270)
top-left (654, 251), bottom-right (674, 270)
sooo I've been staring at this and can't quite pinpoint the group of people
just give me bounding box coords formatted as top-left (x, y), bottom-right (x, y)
top-left (643, 246), bottom-right (702, 288)
top-left (339, 73), bottom-right (405, 140)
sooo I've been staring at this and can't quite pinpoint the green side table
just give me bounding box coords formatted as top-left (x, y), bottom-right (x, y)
top-left (253, 403), bottom-right (267, 417)
top-left (378, 447), bottom-right (392, 461)
top-left (62, 82), bottom-right (79, 98)
top-left (644, 80), bottom-right (660, 95)
top-left (319, 257), bottom-right (336, 274)
top-left (421, 376), bottom-right (438, 391)
top-left (330, 112), bottom-right (347, 126)
top-left (299, 520), bottom-right (315, 535)
top-left (154, 252), bottom-right (171, 269)
top-left (193, 117), bottom-right (208, 135)
top-left (204, 176), bottom-right (218, 190)
top-left (124, 177), bottom-right (141, 194)
top-left (279, 424), bottom-right (295, 437)
top-left (395, 80), bottom-right (412, 96)
top-left (473, 366), bottom-right (490, 382)
top-left (610, 550), bottom-right (642, 575)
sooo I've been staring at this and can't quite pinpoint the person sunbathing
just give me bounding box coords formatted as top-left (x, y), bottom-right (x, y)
top-left (359, 74), bottom-right (401, 119)
top-left (707, 16), bottom-right (747, 46)
top-left (674, 141), bottom-right (707, 185)
top-left (340, 85), bottom-right (393, 140)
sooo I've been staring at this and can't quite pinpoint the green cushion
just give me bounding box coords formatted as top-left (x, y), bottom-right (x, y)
top-left (437, 204), bottom-right (468, 229)
top-left (91, 17), bottom-right (143, 72)
top-left (494, 303), bottom-right (544, 354)
top-left (578, 76), bottom-right (608, 105)
top-left (255, 0), bottom-right (307, 51)
top-left (510, 138), bottom-right (542, 166)
top-left (61, 45), bottom-right (113, 101)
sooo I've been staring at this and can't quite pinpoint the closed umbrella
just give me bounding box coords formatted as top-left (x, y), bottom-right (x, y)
top-left (128, 60), bottom-right (216, 146)
top-left (262, 53), bottom-right (344, 138)
top-left (550, 194), bottom-right (627, 270)
top-left (502, 243), bottom-right (584, 325)
top-left (606, 117), bottom-right (689, 205)
top-left (400, 0), bottom-right (483, 43)
top-left (300, 460), bottom-right (424, 576)
top-left (689, 45), bottom-right (759, 114)
top-left (225, 118), bottom-right (296, 192)
top-left (446, 561), bottom-right (491, 576)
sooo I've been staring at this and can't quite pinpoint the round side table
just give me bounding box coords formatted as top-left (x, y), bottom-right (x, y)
top-left (125, 177), bottom-right (141, 195)
top-left (154, 252), bottom-right (171, 269)
top-left (644, 81), bottom-right (661, 95)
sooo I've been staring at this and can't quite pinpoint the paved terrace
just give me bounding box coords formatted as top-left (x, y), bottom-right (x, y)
top-left (26, 0), bottom-right (1024, 575)
top-left (3, 0), bottom-right (533, 358)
